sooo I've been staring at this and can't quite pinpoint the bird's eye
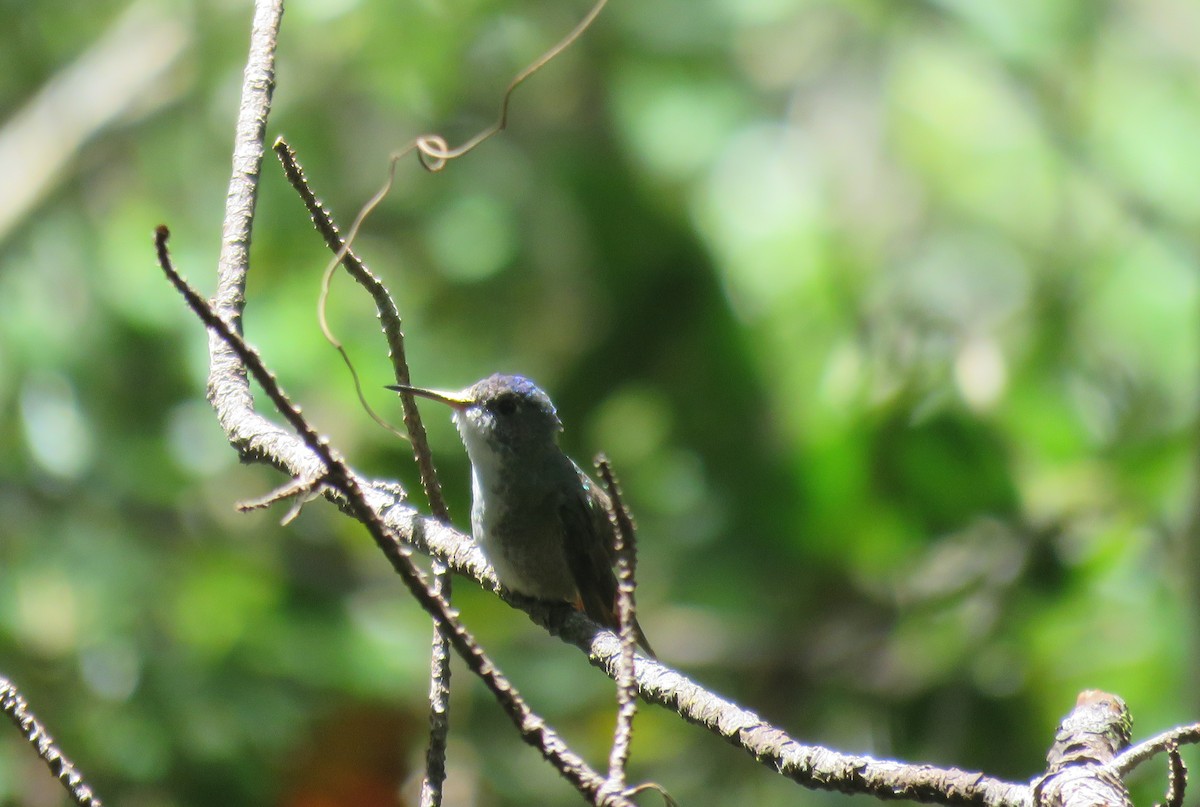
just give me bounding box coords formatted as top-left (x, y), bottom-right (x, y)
top-left (494, 396), bottom-right (518, 416)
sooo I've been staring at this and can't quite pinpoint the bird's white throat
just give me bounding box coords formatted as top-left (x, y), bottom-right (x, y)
top-left (454, 415), bottom-right (507, 490)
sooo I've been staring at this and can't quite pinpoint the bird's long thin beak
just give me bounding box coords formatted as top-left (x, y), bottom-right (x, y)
top-left (385, 383), bottom-right (473, 410)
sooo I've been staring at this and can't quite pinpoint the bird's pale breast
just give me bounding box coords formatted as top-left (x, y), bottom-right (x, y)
top-left (470, 463), bottom-right (579, 602)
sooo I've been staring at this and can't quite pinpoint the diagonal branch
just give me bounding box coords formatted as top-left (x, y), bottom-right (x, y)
top-left (271, 137), bottom-right (449, 515)
top-left (271, 134), bottom-right (455, 807)
top-left (1, 675), bottom-right (104, 807)
top-left (1108, 722), bottom-right (1200, 779)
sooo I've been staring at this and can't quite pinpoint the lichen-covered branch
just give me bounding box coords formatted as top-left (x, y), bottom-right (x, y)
top-left (1032, 691), bottom-right (1132, 807)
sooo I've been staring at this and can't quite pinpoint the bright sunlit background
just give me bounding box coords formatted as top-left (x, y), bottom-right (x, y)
top-left (3, 0), bottom-right (1200, 804)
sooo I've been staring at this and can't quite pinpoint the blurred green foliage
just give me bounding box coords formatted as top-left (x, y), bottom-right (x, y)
top-left (3, 0), bottom-right (1200, 804)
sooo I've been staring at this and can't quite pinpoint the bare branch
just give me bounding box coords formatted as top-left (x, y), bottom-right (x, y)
top-left (271, 135), bottom-right (456, 807)
top-left (596, 457), bottom-right (640, 793)
top-left (419, 565), bottom-right (453, 807)
top-left (270, 137), bottom-right (449, 515)
top-left (207, 0), bottom-right (292, 467)
top-left (232, 475), bottom-right (319, 513)
top-left (1032, 691), bottom-right (1132, 807)
top-left (1154, 743), bottom-right (1186, 807)
top-left (1, 675), bottom-right (104, 807)
top-left (235, 474), bottom-right (324, 517)
top-left (1108, 722), bottom-right (1200, 778)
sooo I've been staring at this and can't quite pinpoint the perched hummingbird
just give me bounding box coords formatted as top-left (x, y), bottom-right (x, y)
top-left (388, 373), bottom-right (654, 655)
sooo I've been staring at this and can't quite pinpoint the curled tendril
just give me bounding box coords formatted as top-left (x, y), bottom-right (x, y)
top-left (416, 135), bottom-right (451, 172)
top-left (315, 0), bottom-right (610, 430)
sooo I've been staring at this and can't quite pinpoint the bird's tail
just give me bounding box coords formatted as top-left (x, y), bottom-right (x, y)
top-left (575, 593), bottom-right (655, 657)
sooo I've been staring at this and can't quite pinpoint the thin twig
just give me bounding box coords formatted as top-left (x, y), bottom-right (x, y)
top-left (0, 675), bottom-right (104, 807)
top-left (271, 136), bottom-right (455, 805)
top-left (596, 457), bottom-right (639, 793)
top-left (270, 138), bottom-right (449, 513)
top-left (236, 474), bottom-right (322, 513)
top-left (157, 226), bottom-right (634, 807)
top-left (1109, 723), bottom-right (1200, 778)
top-left (419, 565), bottom-right (453, 807)
top-left (1154, 743), bottom-right (1186, 807)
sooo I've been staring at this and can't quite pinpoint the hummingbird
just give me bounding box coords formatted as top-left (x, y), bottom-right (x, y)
top-left (388, 373), bottom-right (654, 655)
